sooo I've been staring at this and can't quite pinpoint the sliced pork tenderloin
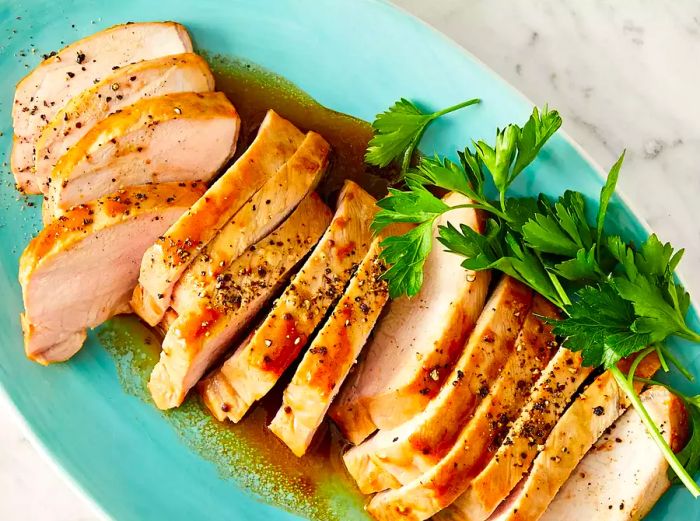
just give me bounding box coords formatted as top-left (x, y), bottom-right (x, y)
top-left (36, 53), bottom-right (214, 201)
top-left (329, 193), bottom-right (490, 442)
top-left (12, 22), bottom-right (192, 193)
top-left (45, 92), bottom-right (238, 218)
top-left (199, 181), bottom-right (377, 423)
top-left (344, 277), bottom-right (534, 494)
top-left (133, 110), bottom-right (305, 326)
top-left (485, 355), bottom-right (661, 521)
top-left (170, 130), bottom-right (330, 314)
top-left (19, 181), bottom-right (205, 364)
top-left (541, 385), bottom-right (688, 521)
top-left (365, 296), bottom-right (559, 520)
top-left (148, 193), bottom-right (331, 409)
top-left (268, 229), bottom-right (397, 457)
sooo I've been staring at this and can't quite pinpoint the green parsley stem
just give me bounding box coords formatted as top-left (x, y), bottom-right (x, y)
top-left (655, 344), bottom-right (670, 373)
top-left (447, 202), bottom-right (510, 222)
top-left (658, 344), bottom-right (695, 382)
top-left (432, 98), bottom-right (481, 119)
top-left (611, 365), bottom-right (700, 497)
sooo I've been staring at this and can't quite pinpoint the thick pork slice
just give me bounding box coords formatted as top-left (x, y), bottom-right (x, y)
top-left (199, 181), bottom-right (377, 423)
top-left (541, 386), bottom-right (688, 521)
top-left (148, 193), bottom-right (331, 409)
top-left (329, 193), bottom-right (491, 442)
top-left (365, 296), bottom-right (559, 520)
top-left (170, 131), bottom-right (330, 315)
top-left (133, 110), bottom-right (305, 326)
top-left (268, 231), bottom-right (393, 457)
top-left (19, 182), bottom-right (205, 364)
top-left (46, 92), bottom-right (238, 218)
top-left (12, 22), bottom-right (193, 193)
top-left (485, 355), bottom-right (661, 521)
top-left (344, 277), bottom-right (534, 494)
top-left (434, 348), bottom-right (593, 521)
top-left (36, 53), bottom-right (214, 197)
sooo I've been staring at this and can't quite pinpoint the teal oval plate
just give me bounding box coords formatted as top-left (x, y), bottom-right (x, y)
top-left (0, 1), bottom-right (698, 520)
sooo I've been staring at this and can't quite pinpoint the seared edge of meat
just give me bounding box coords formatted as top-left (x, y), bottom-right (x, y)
top-left (199, 180), bottom-right (376, 423)
top-left (133, 109), bottom-right (305, 326)
top-left (148, 193), bottom-right (332, 409)
top-left (19, 181), bottom-right (205, 364)
top-left (344, 277), bottom-right (534, 494)
top-left (435, 348), bottom-right (593, 521)
top-left (46, 91), bottom-right (239, 215)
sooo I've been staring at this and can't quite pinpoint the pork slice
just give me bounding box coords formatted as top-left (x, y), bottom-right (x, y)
top-left (45, 91), bottom-right (238, 218)
top-left (329, 193), bottom-right (491, 441)
top-left (170, 130), bottom-right (330, 315)
top-left (199, 181), bottom-right (377, 423)
top-left (365, 297), bottom-right (559, 520)
top-left (434, 348), bottom-right (593, 521)
top-left (134, 110), bottom-right (305, 326)
top-left (19, 181), bottom-right (205, 364)
top-left (12, 22), bottom-right (192, 194)
top-left (36, 53), bottom-right (214, 201)
top-left (148, 193), bottom-right (331, 409)
top-left (485, 354), bottom-right (661, 521)
top-left (541, 386), bottom-right (688, 521)
top-left (344, 277), bottom-right (534, 494)
top-left (268, 230), bottom-right (394, 457)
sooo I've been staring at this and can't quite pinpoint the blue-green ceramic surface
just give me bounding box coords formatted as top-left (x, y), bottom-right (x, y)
top-left (0, 1), bottom-right (697, 520)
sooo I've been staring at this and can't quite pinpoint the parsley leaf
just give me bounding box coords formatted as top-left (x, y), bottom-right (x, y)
top-left (365, 98), bottom-right (480, 173)
top-left (379, 220), bottom-right (435, 298)
top-left (550, 246), bottom-right (600, 282)
top-left (551, 283), bottom-right (650, 367)
top-left (512, 105), bottom-right (563, 177)
top-left (372, 186), bottom-right (448, 232)
top-left (608, 234), bottom-right (700, 343)
top-left (522, 191), bottom-right (595, 257)
top-left (596, 151), bottom-right (625, 255)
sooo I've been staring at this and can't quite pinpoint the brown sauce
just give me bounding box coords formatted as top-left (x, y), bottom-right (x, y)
top-left (100, 55), bottom-right (396, 520)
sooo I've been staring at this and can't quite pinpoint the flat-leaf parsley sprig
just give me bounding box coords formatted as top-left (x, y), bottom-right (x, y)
top-left (365, 98), bottom-right (700, 495)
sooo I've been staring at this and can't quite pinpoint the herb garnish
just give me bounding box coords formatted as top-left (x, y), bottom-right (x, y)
top-left (365, 98), bottom-right (480, 174)
top-left (366, 99), bottom-right (700, 495)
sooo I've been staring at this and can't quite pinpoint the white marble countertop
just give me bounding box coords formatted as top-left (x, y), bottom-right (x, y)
top-left (1, 1), bottom-right (699, 519)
